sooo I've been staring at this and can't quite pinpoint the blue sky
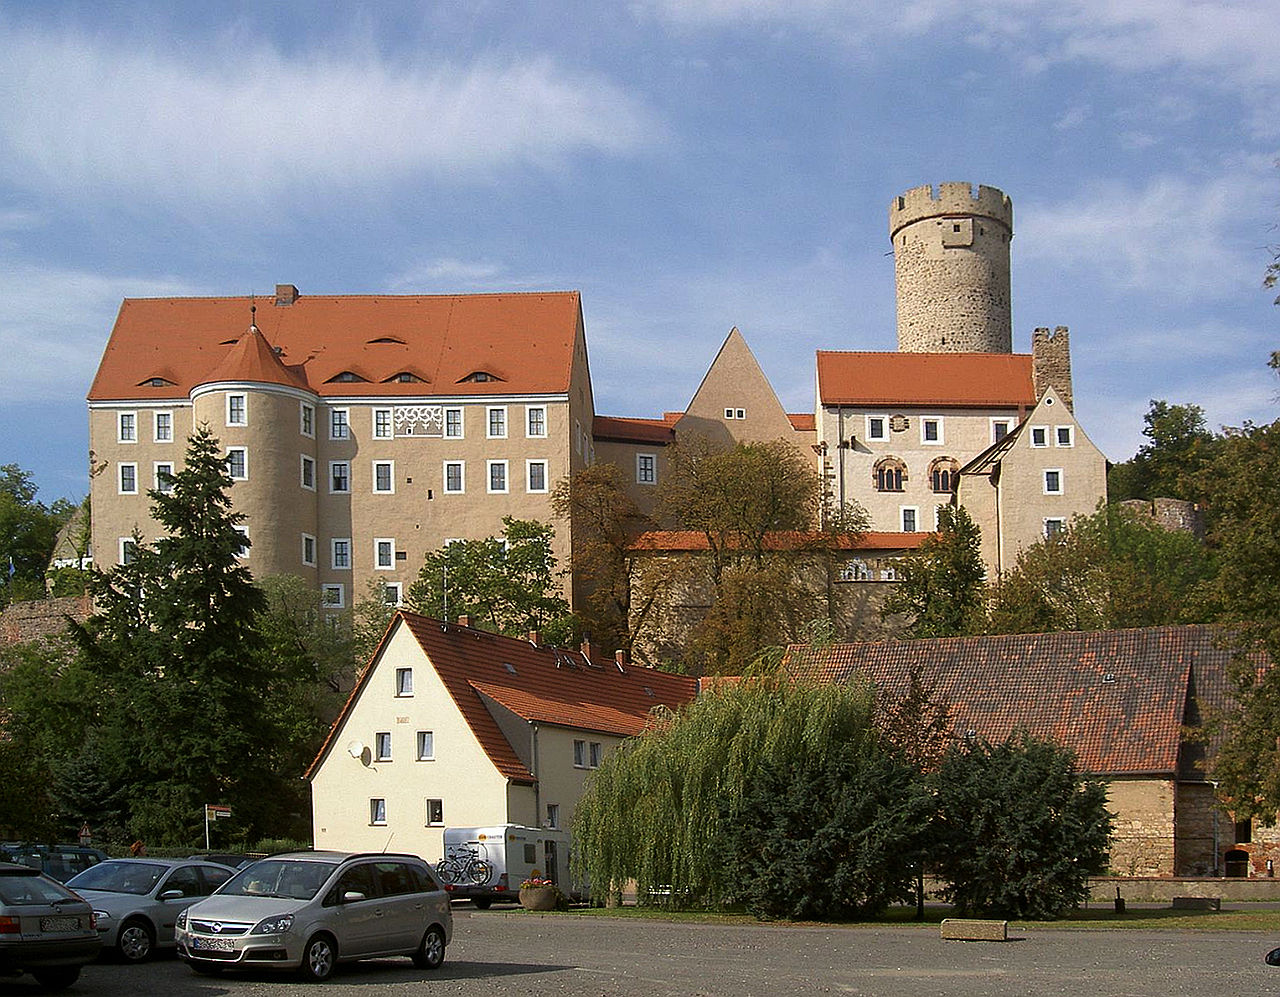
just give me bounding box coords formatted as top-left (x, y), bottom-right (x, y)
top-left (1, 1), bottom-right (1277, 503)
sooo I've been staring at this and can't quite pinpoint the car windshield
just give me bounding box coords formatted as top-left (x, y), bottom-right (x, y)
top-left (0, 871), bottom-right (80, 905)
top-left (221, 860), bottom-right (338, 901)
top-left (67, 861), bottom-right (166, 895)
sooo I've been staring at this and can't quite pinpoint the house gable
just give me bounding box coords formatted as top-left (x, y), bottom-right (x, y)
top-left (677, 328), bottom-right (799, 446)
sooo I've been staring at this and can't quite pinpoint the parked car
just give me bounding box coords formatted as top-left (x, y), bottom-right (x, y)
top-left (65, 857), bottom-right (236, 962)
top-left (175, 851), bottom-right (452, 982)
top-left (187, 852), bottom-right (258, 870)
top-left (0, 861), bottom-right (102, 991)
top-left (0, 843), bottom-right (108, 883)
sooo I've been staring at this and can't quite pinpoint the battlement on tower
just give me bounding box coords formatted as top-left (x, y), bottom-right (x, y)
top-left (890, 182), bottom-right (1013, 239)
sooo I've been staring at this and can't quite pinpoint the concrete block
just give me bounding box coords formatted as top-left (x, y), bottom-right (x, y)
top-left (1171, 896), bottom-right (1220, 911)
top-left (940, 918), bottom-right (1009, 941)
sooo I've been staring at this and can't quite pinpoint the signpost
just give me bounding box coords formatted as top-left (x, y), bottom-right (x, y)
top-left (204, 804), bottom-right (232, 850)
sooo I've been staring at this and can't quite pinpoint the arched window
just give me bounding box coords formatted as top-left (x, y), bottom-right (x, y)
top-left (874, 457), bottom-right (906, 492)
top-left (930, 457), bottom-right (959, 494)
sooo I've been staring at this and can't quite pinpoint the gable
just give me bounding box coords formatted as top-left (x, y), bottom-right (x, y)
top-left (677, 328), bottom-right (799, 444)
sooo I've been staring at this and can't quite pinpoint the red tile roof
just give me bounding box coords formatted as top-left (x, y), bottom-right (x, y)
top-left (200, 322), bottom-right (310, 391)
top-left (788, 413), bottom-right (816, 432)
top-left (783, 625), bottom-right (1249, 776)
top-left (89, 291), bottom-right (582, 401)
top-left (816, 351), bottom-right (1035, 408)
top-left (593, 415), bottom-right (676, 445)
top-left (629, 530), bottom-right (929, 552)
top-left (307, 612), bottom-right (697, 784)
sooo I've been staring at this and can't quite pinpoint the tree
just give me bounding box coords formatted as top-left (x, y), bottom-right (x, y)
top-left (881, 505), bottom-right (986, 637)
top-left (573, 677), bottom-right (879, 908)
top-left (1107, 400), bottom-right (1221, 503)
top-left (67, 425), bottom-right (316, 843)
top-left (0, 463), bottom-right (75, 606)
top-left (931, 733), bottom-right (1113, 919)
top-left (550, 463), bottom-right (653, 654)
top-left (986, 504), bottom-right (1216, 634)
top-left (405, 517), bottom-right (576, 644)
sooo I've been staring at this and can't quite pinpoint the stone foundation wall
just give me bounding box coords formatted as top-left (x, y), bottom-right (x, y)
top-left (0, 595), bottom-right (92, 647)
top-left (1107, 778), bottom-right (1176, 877)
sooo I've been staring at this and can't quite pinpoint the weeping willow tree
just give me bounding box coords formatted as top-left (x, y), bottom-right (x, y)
top-left (572, 676), bottom-right (877, 908)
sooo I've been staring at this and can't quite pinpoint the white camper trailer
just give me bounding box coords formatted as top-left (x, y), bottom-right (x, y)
top-left (437, 824), bottom-right (576, 907)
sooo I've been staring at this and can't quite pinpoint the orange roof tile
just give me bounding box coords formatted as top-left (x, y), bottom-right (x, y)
top-left (307, 612), bottom-right (697, 784)
top-left (816, 351), bottom-right (1035, 408)
top-left (788, 413), bottom-right (816, 432)
top-left (784, 625), bottom-right (1252, 776)
top-left (200, 322), bottom-right (310, 391)
top-left (593, 415), bottom-right (676, 445)
top-left (89, 291), bottom-right (582, 401)
top-left (629, 530), bottom-right (928, 552)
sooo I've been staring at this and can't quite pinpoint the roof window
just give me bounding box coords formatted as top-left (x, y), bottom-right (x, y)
top-left (383, 371), bottom-right (426, 383)
top-left (326, 371), bottom-right (369, 383)
top-left (459, 370), bottom-right (504, 384)
top-left (138, 376), bottom-right (175, 388)
top-left (503, 662), bottom-right (517, 675)
top-left (367, 336), bottom-right (407, 345)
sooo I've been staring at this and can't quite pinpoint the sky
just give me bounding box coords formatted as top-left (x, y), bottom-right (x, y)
top-left (1, 1), bottom-right (1277, 504)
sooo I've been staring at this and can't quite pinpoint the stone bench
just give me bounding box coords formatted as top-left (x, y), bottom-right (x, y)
top-left (1171, 897), bottom-right (1221, 911)
top-left (940, 918), bottom-right (1009, 941)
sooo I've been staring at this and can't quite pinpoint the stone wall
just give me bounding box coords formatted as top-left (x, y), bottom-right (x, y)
top-left (1031, 326), bottom-right (1073, 410)
top-left (1107, 778), bottom-right (1176, 877)
top-left (0, 595), bottom-right (92, 647)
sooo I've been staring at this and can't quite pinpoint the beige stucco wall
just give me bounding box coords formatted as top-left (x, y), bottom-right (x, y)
top-left (310, 621), bottom-right (514, 860)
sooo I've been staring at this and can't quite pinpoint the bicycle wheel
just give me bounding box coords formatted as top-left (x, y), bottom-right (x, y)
top-left (466, 859), bottom-right (492, 885)
top-left (436, 859), bottom-right (459, 885)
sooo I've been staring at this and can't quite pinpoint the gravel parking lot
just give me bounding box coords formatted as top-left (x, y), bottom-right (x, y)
top-left (4, 907), bottom-right (1280, 997)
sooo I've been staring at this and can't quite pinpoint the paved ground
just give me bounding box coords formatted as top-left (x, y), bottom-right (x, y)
top-left (6, 908), bottom-right (1280, 996)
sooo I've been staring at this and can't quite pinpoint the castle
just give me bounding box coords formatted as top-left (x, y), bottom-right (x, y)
top-left (86, 182), bottom-right (1106, 621)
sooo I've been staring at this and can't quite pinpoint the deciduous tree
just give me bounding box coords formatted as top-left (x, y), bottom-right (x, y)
top-left (1107, 400), bottom-right (1221, 503)
top-left (881, 505), bottom-right (986, 637)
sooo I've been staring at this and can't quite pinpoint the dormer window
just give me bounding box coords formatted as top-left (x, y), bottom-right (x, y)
top-left (326, 371), bottom-right (368, 383)
top-left (459, 370), bottom-right (504, 384)
top-left (367, 336), bottom-right (407, 345)
top-left (138, 375), bottom-right (175, 388)
top-left (383, 371), bottom-right (426, 383)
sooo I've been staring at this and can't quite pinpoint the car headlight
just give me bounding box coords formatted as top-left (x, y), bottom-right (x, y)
top-left (93, 910), bottom-right (111, 925)
top-left (175, 911), bottom-right (187, 930)
top-left (251, 914), bottom-right (293, 935)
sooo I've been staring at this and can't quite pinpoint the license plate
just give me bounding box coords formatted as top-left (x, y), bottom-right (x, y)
top-left (40, 916), bottom-right (81, 932)
top-left (193, 936), bottom-right (236, 951)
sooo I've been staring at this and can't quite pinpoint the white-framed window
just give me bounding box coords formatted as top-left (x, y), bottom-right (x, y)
top-left (226, 393), bottom-right (247, 427)
top-left (636, 453), bottom-right (656, 485)
top-left (1055, 425), bottom-right (1074, 447)
top-left (373, 408), bottom-right (393, 439)
top-left (526, 406), bottom-right (546, 438)
top-left (527, 460), bottom-right (548, 494)
top-left (375, 732), bottom-right (392, 761)
top-left (573, 739), bottom-right (587, 767)
top-left (329, 407), bottom-right (349, 441)
top-left (370, 798), bottom-right (387, 826)
top-left (153, 462), bottom-right (174, 493)
top-left (226, 447), bottom-right (248, 481)
top-left (1030, 426), bottom-right (1049, 448)
top-left (300, 455), bottom-right (315, 490)
top-left (1044, 517), bottom-right (1066, 538)
top-left (321, 584), bottom-right (345, 609)
top-left (375, 538), bottom-right (395, 570)
top-left (153, 411), bottom-right (173, 443)
top-left (546, 804), bottom-right (560, 829)
top-left (734, 408), bottom-right (745, 420)
top-left (574, 739), bottom-right (603, 769)
top-left (724, 407), bottom-right (736, 419)
top-left (119, 462), bottom-right (138, 494)
top-left (865, 414), bottom-right (887, 442)
top-left (445, 407), bottom-right (463, 438)
top-left (382, 581), bottom-right (402, 606)
top-left (302, 533), bottom-right (316, 566)
top-left (901, 506), bottom-right (919, 532)
top-left (300, 402), bottom-right (315, 438)
top-left (589, 741), bottom-right (602, 768)
top-left (1044, 468), bottom-right (1064, 495)
top-left (417, 730), bottom-right (434, 761)
top-left (118, 537), bottom-right (138, 565)
top-left (991, 418), bottom-right (1012, 444)
top-left (488, 460), bottom-right (509, 494)
top-left (921, 417), bottom-right (943, 445)
top-left (443, 461), bottom-right (464, 494)
top-left (117, 411), bottom-right (137, 443)
top-left (487, 406), bottom-right (507, 439)
top-left (331, 538), bottom-right (351, 570)
top-left (425, 799), bottom-right (444, 826)
top-left (330, 461), bottom-right (350, 493)
top-left (373, 460), bottom-right (395, 494)
top-left (395, 667), bottom-right (413, 697)
top-left (234, 525), bottom-right (249, 559)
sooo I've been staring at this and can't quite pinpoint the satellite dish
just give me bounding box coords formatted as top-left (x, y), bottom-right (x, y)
top-left (347, 740), bottom-right (365, 759)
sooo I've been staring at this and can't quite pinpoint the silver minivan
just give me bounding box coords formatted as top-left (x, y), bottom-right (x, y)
top-left (175, 851), bottom-right (451, 982)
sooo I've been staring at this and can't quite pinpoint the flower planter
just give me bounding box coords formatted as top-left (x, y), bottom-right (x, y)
top-left (519, 885), bottom-right (559, 911)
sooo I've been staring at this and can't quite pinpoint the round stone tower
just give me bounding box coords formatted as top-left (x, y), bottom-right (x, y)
top-left (890, 182), bottom-right (1013, 353)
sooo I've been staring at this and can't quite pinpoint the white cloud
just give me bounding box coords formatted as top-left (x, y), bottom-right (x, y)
top-left (0, 24), bottom-right (660, 208)
top-left (0, 265), bottom-right (206, 403)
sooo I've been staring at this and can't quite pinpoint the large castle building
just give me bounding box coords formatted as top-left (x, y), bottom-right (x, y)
top-left (86, 182), bottom-right (1106, 620)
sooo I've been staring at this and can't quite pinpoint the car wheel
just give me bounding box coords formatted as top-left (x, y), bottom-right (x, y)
top-left (31, 966), bottom-right (81, 991)
top-left (299, 933), bottom-right (337, 982)
top-left (117, 916), bottom-right (155, 962)
top-left (412, 925), bottom-right (446, 970)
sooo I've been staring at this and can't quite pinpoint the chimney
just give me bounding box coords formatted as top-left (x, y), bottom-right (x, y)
top-left (457, 614), bottom-right (470, 628)
top-left (527, 630), bottom-right (541, 645)
top-left (1032, 326), bottom-right (1073, 411)
top-left (275, 284), bottom-right (299, 306)
top-left (615, 649), bottom-right (627, 672)
top-left (580, 638), bottom-right (595, 660)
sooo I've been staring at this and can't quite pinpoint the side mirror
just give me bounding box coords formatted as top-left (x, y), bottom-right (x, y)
top-left (342, 890), bottom-right (367, 904)
top-left (159, 889), bottom-right (184, 901)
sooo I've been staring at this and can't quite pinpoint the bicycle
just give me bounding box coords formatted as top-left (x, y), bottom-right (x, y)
top-left (436, 845), bottom-right (492, 886)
